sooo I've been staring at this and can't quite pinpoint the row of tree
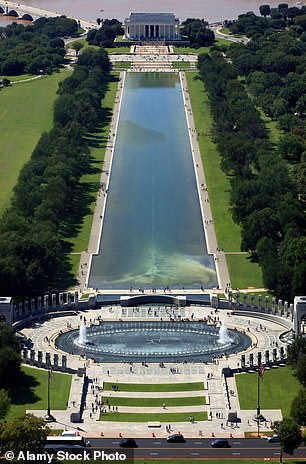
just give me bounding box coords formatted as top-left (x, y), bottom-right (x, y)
top-left (0, 48), bottom-right (111, 297)
top-left (87, 19), bottom-right (123, 48)
top-left (197, 51), bottom-right (305, 299)
top-left (226, 3), bottom-right (306, 37)
top-left (0, 17), bottom-right (78, 75)
top-left (180, 18), bottom-right (215, 48)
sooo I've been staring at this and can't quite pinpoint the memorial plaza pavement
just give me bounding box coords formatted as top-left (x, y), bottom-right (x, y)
top-left (21, 305), bottom-right (287, 438)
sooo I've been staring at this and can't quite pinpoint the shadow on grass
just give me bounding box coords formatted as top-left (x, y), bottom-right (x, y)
top-left (9, 370), bottom-right (40, 406)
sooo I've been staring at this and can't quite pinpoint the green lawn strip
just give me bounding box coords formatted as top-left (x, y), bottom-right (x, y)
top-left (258, 107), bottom-right (282, 145)
top-left (0, 69), bottom-right (71, 215)
top-left (113, 61), bottom-right (131, 68)
top-left (172, 62), bottom-right (190, 69)
top-left (1, 74), bottom-right (34, 82)
top-left (235, 366), bottom-right (300, 417)
top-left (225, 254), bottom-right (264, 289)
top-left (186, 72), bottom-right (241, 251)
top-left (100, 411), bottom-right (208, 422)
top-left (68, 72), bottom-right (119, 275)
top-left (102, 396), bottom-right (206, 407)
top-left (106, 46), bottom-right (131, 54)
top-left (103, 382), bottom-right (204, 392)
top-left (5, 366), bottom-right (71, 421)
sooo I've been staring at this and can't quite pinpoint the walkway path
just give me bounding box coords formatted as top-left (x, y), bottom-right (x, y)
top-left (180, 71), bottom-right (230, 290)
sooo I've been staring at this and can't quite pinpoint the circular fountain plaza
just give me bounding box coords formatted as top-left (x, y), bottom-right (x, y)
top-left (20, 302), bottom-right (293, 437)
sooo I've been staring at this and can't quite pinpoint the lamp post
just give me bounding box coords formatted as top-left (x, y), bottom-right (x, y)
top-left (44, 363), bottom-right (56, 422)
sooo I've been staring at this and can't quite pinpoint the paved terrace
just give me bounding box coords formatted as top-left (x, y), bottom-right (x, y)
top-left (21, 306), bottom-right (289, 438)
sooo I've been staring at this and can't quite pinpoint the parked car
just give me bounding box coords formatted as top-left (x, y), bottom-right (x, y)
top-left (211, 439), bottom-right (231, 448)
top-left (166, 434), bottom-right (185, 443)
top-left (267, 435), bottom-right (280, 443)
top-left (119, 438), bottom-right (137, 448)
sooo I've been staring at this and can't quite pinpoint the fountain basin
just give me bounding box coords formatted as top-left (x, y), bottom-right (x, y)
top-left (56, 321), bottom-right (251, 363)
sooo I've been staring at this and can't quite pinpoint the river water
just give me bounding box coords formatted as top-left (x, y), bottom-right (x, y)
top-left (0, 0), bottom-right (302, 26)
top-left (89, 72), bottom-right (217, 290)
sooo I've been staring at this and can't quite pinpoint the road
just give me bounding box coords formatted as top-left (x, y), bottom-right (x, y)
top-left (89, 437), bottom-right (306, 460)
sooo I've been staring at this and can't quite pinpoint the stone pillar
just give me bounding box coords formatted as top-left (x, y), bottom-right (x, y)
top-left (45, 352), bottom-right (51, 367)
top-left (31, 298), bottom-right (36, 314)
top-left (44, 295), bottom-right (49, 309)
top-left (249, 353), bottom-right (253, 367)
top-left (250, 293), bottom-right (255, 309)
top-left (24, 299), bottom-right (29, 315)
top-left (265, 296), bottom-right (269, 313)
top-left (241, 354), bottom-right (245, 368)
top-left (18, 301), bottom-right (23, 316)
top-left (257, 351), bottom-right (262, 366)
top-left (284, 301), bottom-right (288, 317)
top-left (243, 292), bottom-right (247, 308)
top-left (22, 349), bottom-right (28, 361)
top-left (258, 295), bottom-right (262, 311)
top-left (272, 297), bottom-right (276, 314)
top-left (265, 350), bottom-right (269, 364)
top-left (54, 354), bottom-right (59, 368)
top-left (273, 348), bottom-right (277, 362)
top-left (74, 291), bottom-right (79, 308)
top-left (278, 299), bottom-right (282, 316)
top-left (52, 294), bottom-right (56, 309)
top-left (37, 351), bottom-right (43, 366)
top-left (280, 346), bottom-right (285, 359)
top-left (62, 355), bottom-right (67, 370)
top-left (37, 296), bottom-right (42, 311)
top-left (228, 289), bottom-right (232, 309)
top-left (59, 292), bottom-right (64, 306)
top-left (236, 290), bottom-right (240, 308)
top-left (290, 303), bottom-right (294, 321)
top-left (30, 349), bottom-right (35, 363)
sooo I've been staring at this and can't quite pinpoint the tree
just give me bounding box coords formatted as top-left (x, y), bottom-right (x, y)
top-left (290, 388), bottom-right (306, 425)
top-left (273, 417), bottom-right (303, 462)
top-left (0, 389), bottom-right (10, 419)
top-left (71, 41), bottom-right (84, 56)
top-left (296, 354), bottom-right (306, 389)
top-left (0, 414), bottom-right (50, 453)
top-left (287, 336), bottom-right (306, 368)
top-left (259, 5), bottom-right (271, 17)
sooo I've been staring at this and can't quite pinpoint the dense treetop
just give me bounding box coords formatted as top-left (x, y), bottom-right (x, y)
top-left (0, 16), bottom-right (78, 75)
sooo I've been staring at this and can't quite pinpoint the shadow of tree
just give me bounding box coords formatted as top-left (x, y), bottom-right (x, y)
top-left (9, 370), bottom-right (40, 406)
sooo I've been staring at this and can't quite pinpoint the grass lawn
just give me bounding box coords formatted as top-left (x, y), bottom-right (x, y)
top-left (226, 254), bottom-right (264, 289)
top-left (113, 61), bottom-right (131, 69)
top-left (100, 411), bottom-right (208, 422)
top-left (103, 382), bottom-right (204, 392)
top-left (68, 72), bottom-right (119, 276)
top-left (172, 62), bottom-right (190, 69)
top-left (235, 366), bottom-right (301, 417)
top-left (5, 366), bottom-right (71, 421)
top-left (102, 396), bottom-right (206, 407)
top-left (1, 74), bottom-right (34, 82)
top-left (186, 72), bottom-right (241, 252)
top-left (0, 69), bottom-right (71, 215)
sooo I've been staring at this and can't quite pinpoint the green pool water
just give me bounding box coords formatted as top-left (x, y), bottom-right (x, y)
top-left (89, 72), bottom-right (217, 289)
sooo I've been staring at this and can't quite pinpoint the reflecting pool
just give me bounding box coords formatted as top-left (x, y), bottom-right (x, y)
top-left (89, 73), bottom-right (217, 289)
top-left (56, 321), bottom-right (251, 363)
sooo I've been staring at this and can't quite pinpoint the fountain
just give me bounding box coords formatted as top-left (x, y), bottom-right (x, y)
top-left (218, 323), bottom-right (231, 344)
top-left (56, 321), bottom-right (251, 363)
top-left (78, 320), bottom-right (88, 346)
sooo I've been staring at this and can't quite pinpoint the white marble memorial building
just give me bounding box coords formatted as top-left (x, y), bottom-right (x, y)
top-left (124, 13), bottom-right (180, 41)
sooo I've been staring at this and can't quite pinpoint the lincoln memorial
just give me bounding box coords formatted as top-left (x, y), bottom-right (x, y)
top-left (124, 13), bottom-right (180, 41)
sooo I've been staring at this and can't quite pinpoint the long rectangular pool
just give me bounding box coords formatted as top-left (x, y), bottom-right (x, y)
top-left (89, 72), bottom-right (217, 289)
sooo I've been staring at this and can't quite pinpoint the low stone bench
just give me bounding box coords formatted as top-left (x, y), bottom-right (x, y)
top-left (148, 421), bottom-right (161, 428)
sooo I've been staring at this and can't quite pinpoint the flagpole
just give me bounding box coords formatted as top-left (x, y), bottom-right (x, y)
top-left (257, 372), bottom-right (260, 437)
top-left (44, 363), bottom-right (56, 422)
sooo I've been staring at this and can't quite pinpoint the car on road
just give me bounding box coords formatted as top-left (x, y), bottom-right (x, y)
top-left (119, 438), bottom-right (137, 448)
top-left (266, 435), bottom-right (280, 443)
top-left (211, 439), bottom-right (231, 448)
top-left (166, 434), bottom-right (185, 443)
